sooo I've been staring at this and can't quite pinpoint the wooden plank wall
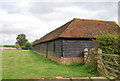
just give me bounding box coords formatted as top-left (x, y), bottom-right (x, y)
top-left (32, 39), bottom-right (62, 57)
top-left (63, 39), bottom-right (96, 57)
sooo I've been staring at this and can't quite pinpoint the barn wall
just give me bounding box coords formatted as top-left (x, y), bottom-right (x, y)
top-left (63, 39), bottom-right (96, 57)
top-left (32, 38), bottom-right (96, 64)
top-left (47, 39), bottom-right (62, 57)
top-left (33, 44), bottom-right (40, 52)
top-left (39, 43), bottom-right (47, 54)
top-left (33, 39), bottom-right (62, 57)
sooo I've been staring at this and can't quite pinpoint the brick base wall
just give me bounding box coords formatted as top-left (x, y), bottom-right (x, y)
top-left (48, 55), bottom-right (62, 63)
top-left (61, 57), bottom-right (84, 64)
top-left (35, 51), bottom-right (46, 57)
top-left (34, 51), bottom-right (84, 65)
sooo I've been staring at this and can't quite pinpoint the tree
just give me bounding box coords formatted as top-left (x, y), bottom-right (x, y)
top-left (16, 34), bottom-right (28, 46)
top-left (3, 45), bottom-right (15, 47)
top-left (15, 44), bottom-right (20, 49)
top-left (94, 32), bottom-right (120, 54)
top-left (32, 39), bottom-right (39, 44)
top-left (25, 42), bottom-right (32, 50)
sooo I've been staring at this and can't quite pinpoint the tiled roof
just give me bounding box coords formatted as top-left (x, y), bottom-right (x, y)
top-left (33, 18), bottom-right (120, 45)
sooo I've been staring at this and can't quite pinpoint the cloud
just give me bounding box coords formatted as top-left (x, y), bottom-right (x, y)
top-left (1, 33), bottom-right (16, 45)
top-left (0, 1), bottom-right (118, 45)
top-left (0, 12), bottom-right (43, 35)
top-left (118, 1), bottom-right (120, 25)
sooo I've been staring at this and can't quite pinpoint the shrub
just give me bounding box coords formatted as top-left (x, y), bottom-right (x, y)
top-left (21, 46), bottom-right (26, 50)
top-left (3, 45), bottom-right (15, 47)
top-left (15, 44), bottom-right (20, 49)
top-left (19, 42), bottom-right (32, 50)
top-left (25, 42), bottom-right (32, 50)
top-left (94, 32), bottom-right (120, 54)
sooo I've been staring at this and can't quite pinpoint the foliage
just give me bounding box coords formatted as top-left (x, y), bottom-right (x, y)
top-left (15, 44), bottom-right (20, 49)
top-left (16, 34), bottom-right (28, 46)
top-left (25, 42), bottom-right (32, 50)
top-left (20, 42), bottom-right (32, 50)
top-left (32, 39), bottom-right (39, 44)
top-left (3, 45), bottom-right (15, 47)
top-left (15, 34), bottom-right (32, 50)
top-left (21, 46), bottom-right (26, 50)
top-left (2, 50), bottom-right (100, 79)
top-left (94, 32), bottom-right (120, 54)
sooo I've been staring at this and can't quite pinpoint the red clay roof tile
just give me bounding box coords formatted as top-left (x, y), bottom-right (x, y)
top-left (33, 18), bottom-right (120, 45)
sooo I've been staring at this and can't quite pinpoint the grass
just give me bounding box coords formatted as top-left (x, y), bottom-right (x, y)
top-left (2, 49), bottom-right (100, 79)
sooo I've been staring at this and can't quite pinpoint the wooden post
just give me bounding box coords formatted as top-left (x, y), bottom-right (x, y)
top-left (97, 48), bottom-right (102, 74)
top-left (90, 48), bottom-right (96, 67)
top-left (97, 48), bottom-right (102, 54)
top-left (84, 48), bottom-right (88, 63)
top-left (46, 43), bottom-right (48, 58)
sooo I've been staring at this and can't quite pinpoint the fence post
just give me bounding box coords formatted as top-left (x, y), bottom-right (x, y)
top-left (90, 48), bottom-right (96, 66)
top-left (97, 48), bottom-right (102, 54)
top-left (97, 48), bottom-right (102, 74)
top-left (84, 48), bottom-right (88, 63)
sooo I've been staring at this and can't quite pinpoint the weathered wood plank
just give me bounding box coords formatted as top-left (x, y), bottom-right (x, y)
top-left (85, 48), bottom-right (120, 79)
top-left (101, 59), bottom-right (118, 66)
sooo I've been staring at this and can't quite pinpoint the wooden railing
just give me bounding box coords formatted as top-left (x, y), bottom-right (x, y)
top-left (84, 48), bottom-right (120, 80)
top-left (97, 53), bottom-right (120, 80)
top-left (84, 48), bottom-right (98, 67)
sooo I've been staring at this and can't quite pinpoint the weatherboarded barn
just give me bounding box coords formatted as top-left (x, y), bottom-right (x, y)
top-left (32, 18), bottom-right (119, 64)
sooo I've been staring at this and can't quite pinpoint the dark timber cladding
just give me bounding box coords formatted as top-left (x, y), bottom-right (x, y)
top-left (34, 38), bottom-right (62, 57)
top-left (32, 18), bottom-right (120, 59)
top-left (63, 38), bottom-right (96, 57)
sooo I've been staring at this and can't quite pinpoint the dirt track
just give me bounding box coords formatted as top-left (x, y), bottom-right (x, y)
top-left (0, 47), bottom-right (16, 49)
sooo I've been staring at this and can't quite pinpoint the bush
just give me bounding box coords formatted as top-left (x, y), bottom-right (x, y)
top-left (25, 42), bottom-right (32, 50)
top-left (19, 42), bottom-right (32, 50)
top-left (15, 44), bottom-right (20, 49)
top-left (21, 46), bottom-right (27, 50)
top-left (3, 45), bottom-right (15, 47)
top-left (94, 32), bottom-right (120, 54)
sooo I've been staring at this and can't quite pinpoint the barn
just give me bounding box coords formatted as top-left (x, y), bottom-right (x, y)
top-left (32, 18), bottom-right (119, 64)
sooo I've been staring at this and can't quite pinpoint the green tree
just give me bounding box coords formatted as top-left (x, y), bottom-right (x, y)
top-left (32, 39), bottom-right (39, 44)
top-left (16, 34), bottom-right (28, 46)
top-left (94, 32), bottom-right (120, 54)
top-left (3, 45), bottom-right (15, 47)
top-left (25, 42), bottom-right (32, 50)
top-left (15, 44), bottom-right (20, 49)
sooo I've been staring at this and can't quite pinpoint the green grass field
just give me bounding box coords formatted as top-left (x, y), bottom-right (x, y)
top-left (2, 49), bottom-right (100, 79)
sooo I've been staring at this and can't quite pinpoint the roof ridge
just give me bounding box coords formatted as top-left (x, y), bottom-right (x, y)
top-left (59, 18), bottom-right (75, 37)
top-left (74, 18), bottom-right (116, 23)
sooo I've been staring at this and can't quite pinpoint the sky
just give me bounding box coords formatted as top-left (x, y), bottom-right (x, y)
top-left (0, 0), bottom-right (119, 45)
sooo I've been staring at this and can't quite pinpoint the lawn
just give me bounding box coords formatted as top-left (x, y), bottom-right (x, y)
top-left (2, 49), bottom-right (99, 79)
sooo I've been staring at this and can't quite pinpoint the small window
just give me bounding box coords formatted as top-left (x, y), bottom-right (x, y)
top-left (53, 43), bottom-right (55, 52)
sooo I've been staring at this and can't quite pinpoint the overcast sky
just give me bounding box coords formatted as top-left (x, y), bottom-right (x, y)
top-left (0, 0), bottom-right (119, 45)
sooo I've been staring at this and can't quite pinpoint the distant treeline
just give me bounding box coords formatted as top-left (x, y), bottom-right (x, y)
top-left (2, 45), bottom-right (15, 47)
